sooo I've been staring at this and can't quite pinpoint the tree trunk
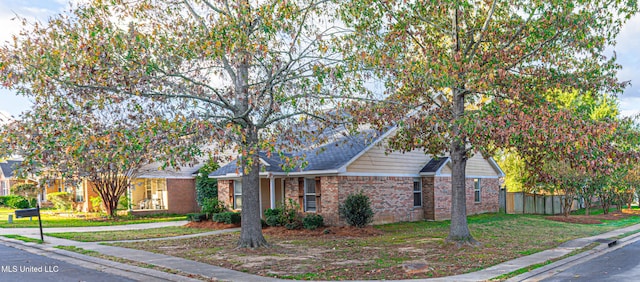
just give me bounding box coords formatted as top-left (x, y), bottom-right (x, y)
top-left (446, 86), bottom-right (476, 244)
top-left (237, 127), bottom-right (269, 248)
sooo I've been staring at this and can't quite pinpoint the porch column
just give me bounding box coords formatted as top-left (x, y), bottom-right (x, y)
top-left (269, 175), bottom-right (276, 209)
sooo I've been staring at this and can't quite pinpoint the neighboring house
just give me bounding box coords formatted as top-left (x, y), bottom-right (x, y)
top-left (41, 162), bottom-right (203, 214)
top-left (211, 128), bottom-right (505, 226)
top-left (129, 162), bottom-right (203, 215)
top-left (0, 159), bottom-right (38, 197)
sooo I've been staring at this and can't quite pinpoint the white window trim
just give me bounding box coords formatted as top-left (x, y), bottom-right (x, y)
top-left (233, 180), bottom-right (243, 210)
top-left (304, 178), bottom-right (316, 212)
top-left (413, 178), bottom-right (422, 207)
top-left (474, 178), bottom-right (481, 203)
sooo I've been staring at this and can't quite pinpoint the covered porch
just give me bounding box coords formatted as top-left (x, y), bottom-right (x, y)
top-left (221, 175), bottom-right (286, 217)
top-left (130, 178), bottom-right (168, 212)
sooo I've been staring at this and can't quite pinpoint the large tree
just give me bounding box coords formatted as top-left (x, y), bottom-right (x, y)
top-left (0, 0), bottom-right (351, 248)
top-left (0, 97), bottom-right (199, 217)
top-left (339, 0), bottom-right (637, 243)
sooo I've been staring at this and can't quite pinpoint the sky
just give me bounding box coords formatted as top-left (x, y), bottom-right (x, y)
top-left (0, 1), bottom-right (639, 119)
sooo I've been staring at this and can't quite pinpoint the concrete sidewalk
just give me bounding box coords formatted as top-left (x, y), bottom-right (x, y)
top-left (2, 221), bottom-right (640, 281)
top-left (0, 220), bottom-right (189, 235)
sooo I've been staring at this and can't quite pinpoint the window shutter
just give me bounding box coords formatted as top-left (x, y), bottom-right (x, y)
top-left (315, 177), bottom-right (322, 212)
top-left (298, 178), bottom-right (304, 209)
top-left (229, 180), bottom-right (234, 207)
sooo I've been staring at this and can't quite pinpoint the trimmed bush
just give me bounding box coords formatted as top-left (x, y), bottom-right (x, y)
top-left (0, 195), bottom-right (22, 207)
top-left (6, 196), bottom-right (30, 209)
top-left (186, 213), bottom-right (208, 222)
top-left (339, 191), bottom-right (374, 228)
top-left (201, 198), bottom-right (226, 217)
top-left (264, 199), bottom-right (303, 229)
top-left (302, 214), bottom-right (324, 230)
top-left (264, 207), bottom-right (283, 227)
top-left (213, 212), bottom-right (241, 224)
top-left (46, 192), bottom-right (74, 211)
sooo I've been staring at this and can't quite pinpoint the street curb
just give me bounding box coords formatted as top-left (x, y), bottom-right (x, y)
top-left (506, 230), bottom-right (640, 281)
top-left (0, 236), bottom-right (205, 282)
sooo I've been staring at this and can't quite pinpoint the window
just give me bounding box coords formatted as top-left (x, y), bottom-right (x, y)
top-left (234, 180), bottom-right (243, 210)
top-left (413, 178), bottom-right (422, 207)
top-left (75, 184), bottom-right (84, 202)
top-left (304, 178), bottom-right (316, 212)
top-left (474, 178), bottom-right (481, 203)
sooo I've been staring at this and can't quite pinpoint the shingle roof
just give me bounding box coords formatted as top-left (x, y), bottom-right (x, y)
top-left (0, 160), bottom-right (22, 178)
top-left (420, 157), bottom-right (449, 173)
top-left (209, 131), bottom-right (378, 177)
top-left (137, 161), bottom-right (204, 179)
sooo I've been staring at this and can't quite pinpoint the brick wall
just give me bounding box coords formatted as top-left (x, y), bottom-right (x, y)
top-left (467, 178), bottom-right (500, 215)
top-left (430, 176), bottom-right (500, 220)
top-left (218, 180), bottom-right (233, 210)
top-left (422, 177), bottom-right (435, 220)
top-left (335, 176), bottom-right (424, 225)
top-left (166, 179), bottom-right (198, 214)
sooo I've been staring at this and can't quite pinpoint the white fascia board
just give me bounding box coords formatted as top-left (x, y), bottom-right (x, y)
top-left (434, 158), bottom-right (451, 176)
top-left (488, 157), bottom-right (506, 177)
top-left (338, 172), bottom-right (421, 177)
top-left (429, 174), bottom-right (500, 179)
top-left (336, 127), bottom-right (398, 173)
top-left (286, 170), bottom-right (340, 176)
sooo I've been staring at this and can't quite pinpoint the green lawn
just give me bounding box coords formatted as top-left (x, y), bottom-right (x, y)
top-left (109, 212), bottom-right (640, 280)
top-left (0, 207), bottom-right (185, 228)
top-left (47, 226), bottom-right (212, 242)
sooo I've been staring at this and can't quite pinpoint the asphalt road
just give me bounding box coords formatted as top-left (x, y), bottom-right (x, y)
top-left (541, 240), bottom-right (640, 282)
top-left (0, 243), bottom-right (137, 282)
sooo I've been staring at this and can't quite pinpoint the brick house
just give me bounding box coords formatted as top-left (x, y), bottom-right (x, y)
top-left (211, 129), bottom-right (504, 226)
top-left (41, 162), bottom-right (201, 214)
top-left (128, 162), bottom-right (202, 215)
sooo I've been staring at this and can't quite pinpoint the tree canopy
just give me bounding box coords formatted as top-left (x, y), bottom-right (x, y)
top-left (0, 0), bottom-right (354, 248)
top-left (339, 0), bottom-right (638, 242)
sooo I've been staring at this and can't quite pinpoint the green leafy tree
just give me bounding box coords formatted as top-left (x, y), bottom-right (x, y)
top-left (339, 0), bottom-right (637, 243)
top-left (196, 159), bottom-right (220, 207)
top-left (1, 0), bottom-right (351, 248)
top-left (1, 100), bottom-right (199, 218)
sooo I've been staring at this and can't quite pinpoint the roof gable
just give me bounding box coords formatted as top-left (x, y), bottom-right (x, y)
top-left (0, 160), bottom-right (22, 178)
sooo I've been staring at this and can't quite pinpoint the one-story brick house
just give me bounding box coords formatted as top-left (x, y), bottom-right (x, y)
top-left (210, 129), bottom-right (505, 225)
top-left (42, 162), bottom-right (202, 214)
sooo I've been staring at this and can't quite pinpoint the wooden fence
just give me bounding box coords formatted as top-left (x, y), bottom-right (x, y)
top-left (505, 192), bottom-right (579, 215)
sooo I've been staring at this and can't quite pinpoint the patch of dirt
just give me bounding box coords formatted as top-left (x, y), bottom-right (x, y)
top-left (545, 210), bottom-right (637, 224)
top-left (262, 226), bottom-right (385, 238)
top-left (184, 221), bottom-right (240, 229)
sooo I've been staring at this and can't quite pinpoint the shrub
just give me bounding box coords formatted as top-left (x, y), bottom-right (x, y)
top-left (6, 196), bottom-right (30, 209)
top-left (47, 192), bottom-right (74, 211)
top-left (90, 196), bottom-right (105, 213)
top-left (339, 191), bottom-right (374, 228)
top-left (302, 214), bottom-right (324, 230)
top-left (0, 195), bottom-right (22, 207)
top-left (201, 198), bottom-right (226, 216)
top-left (264, 199), bottom-right (303, 229)
top-left (186, 213), bottom-right (208, 222)
top-left (264, 207), bottom-right (283, 226)
top-left (212, 211), bottom-right (241, 224)
top-left (29, 198), bottom-right (37, 208)
top-left (118, 194), bottom-right (130, 210)
top-left (282, 199), bottom-right (302, 229)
